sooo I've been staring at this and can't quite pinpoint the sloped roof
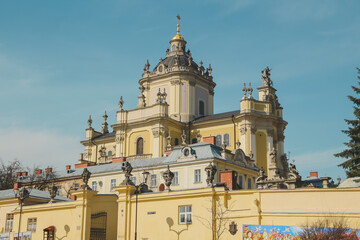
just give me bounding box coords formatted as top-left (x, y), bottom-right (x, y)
top-left (0, 188), bottom-right (69, 201)
top-left (193, 110), bottom-right (240, 123)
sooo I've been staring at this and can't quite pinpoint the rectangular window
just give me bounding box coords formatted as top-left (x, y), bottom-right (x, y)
top-left (172, 172), bottom-right (179, 185)
top-left (92, 181), bottom-right (97, 191)
top-left (194, 169), bottom-right (201, 183)
top-left (224, 133), bottom-right (230, 146)
top-left (215, 135), bottom-right (222, 146)
top-left (130, 176), bottom-right (136, 185)
top-left (239, 175), bottom-right (243, 189)
top-left (247, 178), bottom-right (252, 189)
top-left (110, 179), bottom-right (116, 191)
top-left (27, 218), bottom-right (37, 232)
top-left (73, 183), bottom-right (79, 190)
top-left (179, 205), bottom-right (192, 224)
top-left (150, 174), bottom-right (157, 187)
top-left (5, 213), bottom-right (13, 232)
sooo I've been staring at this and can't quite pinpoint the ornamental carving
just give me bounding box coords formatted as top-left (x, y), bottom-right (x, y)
top-left (229, 221), bottom-right (238, 235)
top-left (208, 88), bottom-right (214, 96)
top-left (240, 127), bottom-right (247, 135)
top-left (81, 168), bottom-right (92, 190)
top-left (251, 126), bottom-right (257, 134)
top-left (267, 129), bottom-right (274, 137)
top-left (189, 80), bottom-right (196, 86)
top-left (170, 80), bottom-right (182, 85)
top-left (205, 163), bottom-right (217, 186)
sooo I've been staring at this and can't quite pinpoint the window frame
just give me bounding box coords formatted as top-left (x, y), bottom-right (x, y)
top-left (172, 172), bottom-right (179, 185)
top-left (27, 218), bottom-right (37, 232)
top-left (110, 179), bottom-right (116, 191)
top-left (194, 169), bottom-right (201, 183)
top-left (92, 181), bottom-right (97, 191)
top-left (179, 205), bottom-right (192, 225)
top-left (136, 137), bottom-right (144, 155)
top-left (5, 213), bottom-right (14, 232)
top-left (150, 174), bottom-right (157, 187)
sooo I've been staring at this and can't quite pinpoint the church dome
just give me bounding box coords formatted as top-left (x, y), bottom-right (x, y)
top-left (154, 53), bottom-right (198, 71)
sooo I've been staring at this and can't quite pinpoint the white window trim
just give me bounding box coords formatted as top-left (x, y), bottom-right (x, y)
top-left (179, 205), bottom-right (192, 225)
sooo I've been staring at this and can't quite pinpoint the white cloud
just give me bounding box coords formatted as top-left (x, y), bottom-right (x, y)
top-left (293, 147), bottom-right (346, 180)
top-left (0, 128), bottom-right (82, 171)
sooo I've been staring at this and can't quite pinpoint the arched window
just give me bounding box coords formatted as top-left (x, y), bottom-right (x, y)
top-left (224, 133), bottom-right (230, 146)
top-left (199, 100), bottom-right (205, 116)
top-left (174, 138), bottom-right (179, 146)
top-left (171, 44), bottom-right (177, 51)
top-left (216, 135), bottom-right (222, 146)
top-left (108, 151), bottom-right (112, 156)
top-left (136, 137), bottom-right (144, 155)
top-left (191, 138), bottom-right (197, 144)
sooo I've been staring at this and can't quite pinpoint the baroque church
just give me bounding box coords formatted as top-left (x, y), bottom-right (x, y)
top-left (81, 16), bottom-right (287, 180)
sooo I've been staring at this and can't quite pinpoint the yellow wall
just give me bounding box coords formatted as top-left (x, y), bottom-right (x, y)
top-left (255, 131), bottom-right (267, 172)
top-left (116, 186), bottom-right (360, 240)
top-left (128, 130), bottom-right (151, 156)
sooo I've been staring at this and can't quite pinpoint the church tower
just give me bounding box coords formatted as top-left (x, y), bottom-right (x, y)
top-left (139, 15), bottom-right (216, 122)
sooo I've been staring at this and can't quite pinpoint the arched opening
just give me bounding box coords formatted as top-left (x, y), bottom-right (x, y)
top-left (224, 133), bottom-right (230, 146)
top-left (174, 138), bottom-right (179, 146)
top-left (136, 137), bottom-right (144, 155)
top-left (199, 100), bottom-right (205, 116)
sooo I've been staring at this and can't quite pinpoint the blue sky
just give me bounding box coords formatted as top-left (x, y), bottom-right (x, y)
top-left (0, 0), bottom-right (359, 181)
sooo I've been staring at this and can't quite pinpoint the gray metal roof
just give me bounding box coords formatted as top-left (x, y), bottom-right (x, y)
top-left (92, 131), bottom-right (116, 140)
top-left (18, 143), bottom-right (257, 183)
top-left (0, 189), bottom-right (69, 201)
top-left (193, 110), bottom-right (240, 123)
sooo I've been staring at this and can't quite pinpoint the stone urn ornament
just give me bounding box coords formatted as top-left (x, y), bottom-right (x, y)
top-left (162, 165), bottom-right (174, 190)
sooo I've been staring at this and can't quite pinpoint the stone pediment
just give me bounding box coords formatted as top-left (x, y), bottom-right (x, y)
top-left (177, 146), bottom-right (197, 162)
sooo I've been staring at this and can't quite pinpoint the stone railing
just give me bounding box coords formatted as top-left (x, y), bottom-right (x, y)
top-left (127, 154), bottom-right (152, 161)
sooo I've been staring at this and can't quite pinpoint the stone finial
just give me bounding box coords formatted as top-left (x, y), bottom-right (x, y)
top-left (242, 83), bottom-right (248, 99)
top-left (162, 88), bottom-right (167, 103)
top-left (156, 88), bottom-right (162, 103)
top-left (236, 141), bottom-right (241, 149)
top-left (87, 115), bottom-right (92, 128)
top-left (181, 130), bottom-right (187, 145)
top-left (199, 61), bottom-right (203, 67)
top-left (205, 163), bottom-right (217, 186)
top-left (144, 59), bottom-right (150, 72)
top-left (48, 183), bottom-right (58, 203)
top-left (166, 133), bottom-right (172, 150)
top-left (269, 147), bottom-right (277, 163)
top-left (18, 187), bottom-right (29, 203)
top-left (207, 64), bottom-right (212, 77)
top-left (162, 165), bottom-right (175, 190)
top-left (81, 168), bottom-right (92, 190)
top-left (188, 53), bottom-right (193, 66)
top-left (118, 96), bottom-right (124, 111)
top-left (248, 83), bottom-right (253, 98)
top-left (101, 111), bottom-right (109, 134)
top-left (261, 66), bottom-right (273, 87)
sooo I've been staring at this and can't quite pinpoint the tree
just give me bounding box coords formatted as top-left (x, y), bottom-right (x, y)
top-left (299, 218), bottom-right (358, 240)
top-left (335, 67), bottom-right (360, 178)
top-left (0, 159), bottom-right (23, 190)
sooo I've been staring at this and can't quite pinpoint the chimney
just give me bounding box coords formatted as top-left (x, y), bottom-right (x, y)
top-left (66, 165), bottom-right (71, 170)
top-left (22, 172), bottom-right (28, 177)
top-left (309, 172), bottom-right (318, 178)
top-left (203, 136), bottom-right (216, 145)
top-left (321, 177), bottom-right (331, 189)
top-left (35, 169), bottom-right (43, 175)
top-left (112, 157), bottom-right (127, 163)
top-left (45, 168), bottom-right (53, 173)
top-left (14, 182), bottom-right (21, 190)
top-left (220, 170), bottom-right (237, 190)
top-left (16, 172), bottom-right (22, 177)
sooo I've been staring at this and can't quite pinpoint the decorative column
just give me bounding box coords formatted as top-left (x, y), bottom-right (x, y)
top-left (152, 127), bottom-right (165, 158)
top-left (267, 129), bottom-right (275, 174)
top-left (115, 133), bottom-right (125, 157)
top-left (250, 126), bottom-right (257, 160)
top-left (239, 126), bottom-right (247, 152)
